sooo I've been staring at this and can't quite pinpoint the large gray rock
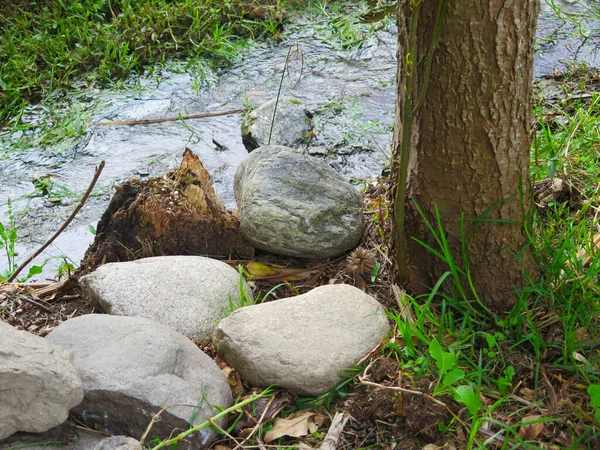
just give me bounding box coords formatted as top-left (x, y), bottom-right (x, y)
top-left (213, 284), bottom-right (389, 396)
top-left (0, 322), bottom-right (83, 440)
top-left (46, 315), bottom-right (233, 450)
top-left (79, 256), bottom-right (252, 343)
top-left (234, 145), bottom-right (365, 259)
top-left (241, 99), bottom-right (312, 151)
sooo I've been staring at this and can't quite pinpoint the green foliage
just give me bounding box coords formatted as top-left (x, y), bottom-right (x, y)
top-left (0, 200), bottom-right (18, 279)
top-left (588, 384), bottom-right (600, 423)
top-left (452, 384), bottom-right (481, 417)
top-left (0, 0), bottom-right (285, 122)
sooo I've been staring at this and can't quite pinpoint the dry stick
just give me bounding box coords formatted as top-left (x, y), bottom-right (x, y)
top-left (16, 294), bottom-right (54, 313)
top-left (7, 161), bottom-right (105, 283)
top-left (318, 412), bottom-right (349, 450)
top-left (91, 109), bottom-right (243, 127)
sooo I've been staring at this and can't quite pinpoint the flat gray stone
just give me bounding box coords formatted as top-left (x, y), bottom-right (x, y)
top-left (234, 145), bottom-right (365, 259)
top-left (213, 284), bottom-right (389, 396)
top-left (46, 315), bottom-right (233, 450)
top-left (241, 99), bottom-right (312, 151)
top-left (0, 322), bottom-right (83, 440)
top-left (79, 256), bottom-right (252, 343)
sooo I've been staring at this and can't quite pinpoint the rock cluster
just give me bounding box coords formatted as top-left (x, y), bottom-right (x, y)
top-left (1, 101), bottom-right (384, 449)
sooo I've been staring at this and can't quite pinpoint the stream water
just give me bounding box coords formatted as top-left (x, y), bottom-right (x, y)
top-left (0, 1), bottom-right (598, 279)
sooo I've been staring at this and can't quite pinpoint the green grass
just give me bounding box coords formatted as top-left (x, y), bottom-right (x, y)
top-left (0, 0), bottom-right (284, 124)
top-left (377, 65), bottom-right (600, 448)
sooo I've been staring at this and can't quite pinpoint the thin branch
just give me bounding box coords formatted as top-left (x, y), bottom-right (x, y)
top-left (91, 109), bottom-right (243, 127)
top-left (16, 294), bottom-right (54, 313)
top-left (318, 412), bottom-right (349, 450)
top-left (8, 161), bottom-right (105, 282)
top-left (146, 390), bottom-right (272, 450)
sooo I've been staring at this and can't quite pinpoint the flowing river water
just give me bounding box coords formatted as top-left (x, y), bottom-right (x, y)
top-left (0, 1), bottom-right (598, 278)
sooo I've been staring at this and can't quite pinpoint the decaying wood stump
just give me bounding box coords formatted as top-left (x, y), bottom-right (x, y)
top-left (78, 148), bottom-right (254, 275)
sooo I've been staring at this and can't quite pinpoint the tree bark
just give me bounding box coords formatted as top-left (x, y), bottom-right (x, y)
top-left (392, 0), bottom-right (540, 312)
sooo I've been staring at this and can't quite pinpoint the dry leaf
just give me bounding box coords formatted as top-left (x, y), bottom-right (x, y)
top-left (264, 411), bottom-right (317, 443)
top-left (519, 415), bottom-right (545, 440)
top-left (214, 446), bottom-right (233, 450)
top-left (246, 261), bottom-right (278, 277)
top-left (576, 326), bottom-right (589, 341)
top-left (297, 443), bottom-right (314, 450)
top-left (421, 445), bottom-right (443, 450)
top-left (354, 275), bottom-right (366, 291)
top-left (519, 387), bottom-right (535, 400)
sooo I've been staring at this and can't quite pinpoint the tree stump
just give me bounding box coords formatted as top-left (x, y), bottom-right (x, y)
top-left (78, 148), bottom-right (253, 275)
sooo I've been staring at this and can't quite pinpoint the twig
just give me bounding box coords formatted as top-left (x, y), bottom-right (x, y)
top-left (92, 109), bottom-right (243, 127)
top-left (358, 358), bottom-right (451, 410)
top-left (318, 412), bottom-right (349, 450)
top-left (16, 294), bottom-right (54, 313)
top-left (233, 394), bottom-right (278, 450)
top-left (136, 402), bottom-right (200, 450)
top-left (34, 280), bottom-right (69, 298)
top-left (145, 390), bottom-right (272, 450)
top-left (8, 161), bottom-right (105, 283)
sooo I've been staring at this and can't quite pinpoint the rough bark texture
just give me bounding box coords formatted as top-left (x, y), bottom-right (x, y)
top-left (392, 1), bottom-right (539, 312)
top-left (78, 148), bottom-right (253, 275)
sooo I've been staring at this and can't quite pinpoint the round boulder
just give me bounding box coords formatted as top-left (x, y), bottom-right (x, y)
top-left (234, 145), bottom-right (365, 259)
top-left (79, 256), bottom-right (252, 343)
top-left (212, 284), bottom-right (389, 396)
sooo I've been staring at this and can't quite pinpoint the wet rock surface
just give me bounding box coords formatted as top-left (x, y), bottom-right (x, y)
top-left (0, 321), bottom-right (83, 440)
top-left (79, 255), bottom-right (252, 343)
top-left (45, 314), bottom-right (233, 450)
top-left (241, 98), bottom-right (312, 151)
top-left (234, 145), bottom-right (365, 259)
top-left (213, 284), bottom-right (390, 396)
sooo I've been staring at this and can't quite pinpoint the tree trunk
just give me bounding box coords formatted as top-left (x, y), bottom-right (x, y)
top-left (392, 0), bottom-right (540, 312)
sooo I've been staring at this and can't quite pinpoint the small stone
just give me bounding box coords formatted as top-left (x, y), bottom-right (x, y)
top-left (213, 284), bottom-right (389, 396)
top-left (241, 99), bottom-right (312, 151)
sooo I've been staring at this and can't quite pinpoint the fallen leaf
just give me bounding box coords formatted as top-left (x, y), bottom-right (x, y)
top-left (354, 275), bottom-right (366, 291)
top-left (254, 392), bottom-right (291, 422)
top-left (297, 443), bottom-right (313, 450)
top-left (519, 387), bottom-right (535, 400)
top-left (264, 411), bottom-right (317, 443)
top-left (246, 261), bottom-right (278, 277)
top-left (214, 446), bottom-right (233, 450)
top-left (519, 415), bottom-right (545, 440)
